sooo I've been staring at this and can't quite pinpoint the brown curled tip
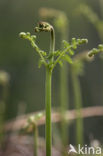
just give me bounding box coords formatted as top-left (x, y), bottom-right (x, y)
top-left (38, 21), bottom-right (46, 28)
top-left (34, 21), bottom-right (53, 32)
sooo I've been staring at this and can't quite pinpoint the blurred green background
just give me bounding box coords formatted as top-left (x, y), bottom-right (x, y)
top-left (0, 0), bottom-right (103, 145)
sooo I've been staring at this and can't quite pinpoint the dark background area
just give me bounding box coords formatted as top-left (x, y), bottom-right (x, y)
top-left (0, 0), bottom-right (103, 145)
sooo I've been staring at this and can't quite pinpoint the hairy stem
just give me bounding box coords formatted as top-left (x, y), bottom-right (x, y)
top-left (71, 69), bottom-right (83, 146)
top-left (45, 68), bottom-right (52, 156)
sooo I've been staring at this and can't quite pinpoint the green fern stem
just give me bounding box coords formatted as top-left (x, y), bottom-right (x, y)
top-left (46, 23), bottom-right (55, 156)
top-left (45, 67), bottom-right (52, 156)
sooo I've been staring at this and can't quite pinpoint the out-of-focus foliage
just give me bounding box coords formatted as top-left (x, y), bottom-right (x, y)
top-left (77, 3), bottom-right (103, 41)
top-left (39, 8), bottom-right (69, 39)
top-left (72, 51), bottom-right (93, 76)
top-left (88, 44), bottom-right (103, 57)
top-left (0, 71), bottom-right (10, 86)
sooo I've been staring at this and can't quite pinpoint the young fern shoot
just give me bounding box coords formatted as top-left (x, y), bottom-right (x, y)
top-left (39, 8), bottom-right (70, 150)
top-left (19, 21), bottom-right (88, 156)
top-left (24, 112), bottom-right (44, 156)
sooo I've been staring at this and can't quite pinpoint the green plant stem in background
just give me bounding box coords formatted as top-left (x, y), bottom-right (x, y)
top-left (60, 62), bottom-right (69, 148)
top-left (0, 71), bottom-right (9, 148)
top-left (0, 101), bottom-right (5, 146)
top-left (71, 68), bottom-right (83, 146)
top-left (100, 0), bottom-right (103, 18)
top-left (34, 126), bottom-right (38, 156)
top-left (26, 113), bottom-right (45, 156)
top-left (0, 86), bottom-right (7, 145)
top-left (60, 49), bottom-right (69, 152)
top-left (60, 28), bottom-right (69, 150)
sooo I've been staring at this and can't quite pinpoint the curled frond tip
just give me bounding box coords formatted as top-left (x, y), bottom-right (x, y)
top-left (34, 21), bottom-right (53, 32)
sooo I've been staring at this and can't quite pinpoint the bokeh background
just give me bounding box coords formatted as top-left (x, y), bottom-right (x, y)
top-left (0, 0), bottom-right (103, 145)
